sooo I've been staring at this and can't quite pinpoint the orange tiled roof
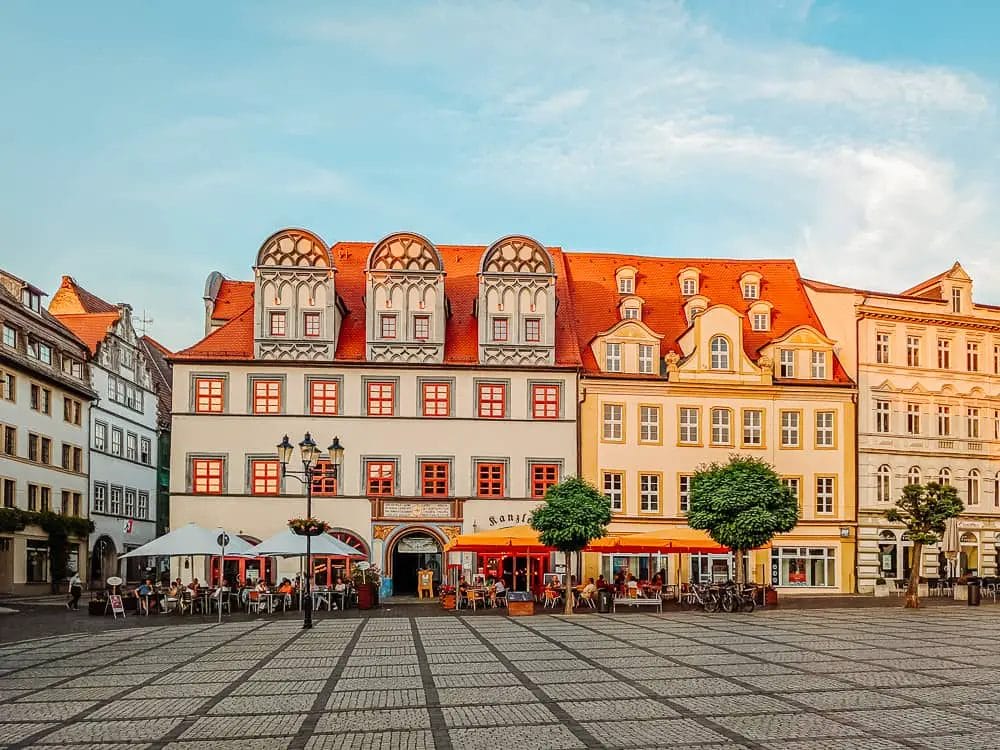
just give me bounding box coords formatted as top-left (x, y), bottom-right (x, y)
top-left (54, 313), bottom-right (120, 356)
top-left (211, 280), bottom-right (254, 322)
top-left (49, 276), bottom-right (118, 315)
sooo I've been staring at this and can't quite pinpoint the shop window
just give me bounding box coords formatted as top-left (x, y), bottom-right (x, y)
top-left (771, 547), bottom-right (836, 587)
top-left (26, 540), bottom-right (48, 583)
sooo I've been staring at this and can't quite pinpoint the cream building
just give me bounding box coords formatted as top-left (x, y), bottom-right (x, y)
top-left (806, 263), bottom-right (1000, 591)
top-left (568, 255), bottom-right (858, 593)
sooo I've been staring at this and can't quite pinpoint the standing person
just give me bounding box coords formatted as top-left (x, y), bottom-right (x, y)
top-left (66, 570), bottom-right (82, 610)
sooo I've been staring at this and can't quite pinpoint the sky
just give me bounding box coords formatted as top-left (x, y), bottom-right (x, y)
top-left (1, 1), bottom-right (997, 351)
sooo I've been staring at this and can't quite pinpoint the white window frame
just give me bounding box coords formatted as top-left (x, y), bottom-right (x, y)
top-left (637, 344), bottom-right (654, 374)
top-left (815, 477), bottom-right (835, 514)
top-left (605, 342), bottom-right (622, 372)
top-left (815, 411), bottom-right (835, 447)
top-left (709, 337), bottom-right (730, 370)
top-left (603, 472), bottom-right (623, 512)
top-left (780, 411), bottom-right (800, 448)
top-left (742, 409), bottom-right (762, 446)
top-left (711, 408), bottom-right (731, 445)
top-left (779, 350), bottom-right (795, 378)
top-left (679, 408), bottom-right (700, 444)
top-left (639, 406), bottom-right (660, 443)
top-left (602, 404), bottom-right (623, 441)
top-left (810, 351), bottom-right (827, 379)
top-left (874, 400), bottom-right (890, 434)
top-left (639, 474), bottom-right (660, 513)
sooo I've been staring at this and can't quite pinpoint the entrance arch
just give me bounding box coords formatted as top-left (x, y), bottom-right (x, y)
top-left (386, 526), bottom-right (445, 597)
top-left (91, 536), bottom-right (117, 584)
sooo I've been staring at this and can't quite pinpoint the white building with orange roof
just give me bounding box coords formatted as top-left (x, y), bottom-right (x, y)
top-left (806, 263), bottom-right (1000, 592)
top-left (568, 255), bottom-right (858, 593)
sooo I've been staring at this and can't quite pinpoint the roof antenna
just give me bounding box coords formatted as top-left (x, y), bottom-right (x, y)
top-left (137, 310), bottom-right (154, 336)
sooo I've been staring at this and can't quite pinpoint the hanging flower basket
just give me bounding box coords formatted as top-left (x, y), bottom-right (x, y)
top-left (288, 517), bottom-right (330, 536)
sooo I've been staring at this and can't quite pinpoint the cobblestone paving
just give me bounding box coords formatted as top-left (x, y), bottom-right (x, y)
top-left (3, 609), bottom-right (1000, 748)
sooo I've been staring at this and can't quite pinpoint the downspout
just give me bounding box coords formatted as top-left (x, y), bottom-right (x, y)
top-left (853, 299), bottom-right (863, 593)
top-left (576, 372), bottom-right (584, 582)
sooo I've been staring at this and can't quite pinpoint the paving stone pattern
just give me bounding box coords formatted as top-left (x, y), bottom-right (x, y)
top-left (2, 609), bottom-right (1000, 748)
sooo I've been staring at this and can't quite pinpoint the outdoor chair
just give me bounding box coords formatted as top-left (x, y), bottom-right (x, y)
top-left (579, 592), bottom-right (596, 609)
top-left (466, 589), bottom-right (484, 612)
top-left (543, 589), bottom-right (562, 608)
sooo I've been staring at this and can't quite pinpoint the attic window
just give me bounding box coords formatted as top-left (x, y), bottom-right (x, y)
top-left (623, 307), bottom-right (639, 320)
top-left (22, 290), bottom-right (41, 313)
top-left (681, 279), bottom-right (697, 296)
top-left (619, 277), bottom-right (633, 294)
top-left (743, 282), bottom-right (759, 299)
top-left (687, 307), bottom-right (703, 322)
top-left (951, 287), bottom-right (962, 313)
top-left (752, 312), bottom-right (770, 331)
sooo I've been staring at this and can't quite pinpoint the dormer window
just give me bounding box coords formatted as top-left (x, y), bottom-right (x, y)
top-left (752, 313), bottom-right (769, 331)
top-left (606, 342), bottom-right (622, 372)
top-left (524, 318), bottom-right (541, 343)
top-left (413, 315), bottom-right (430, 340)
top-left (492, 317), bottom-right (509, 342)
top-left (380, 314), bottom-right (398, 339)
top-left (619, 277), bottom-right (633, 294)
top-left (624, 307), bottom-right (639, 320)
top-left (710, 336), bottom-right (730, 370)
top-left (682, 279), bottom-right (697, 296)
top-left (22, 289), bottom-right (41, 313)
top-left (811, 350), bottom-right (827, 379)
top-left (951, 287), bottom-right (962, 313)
top-left (687, 307), bottom-right (703, 322)
top-left (744, 283), bottom-right (759, 299)
top-left (269, 311), bottom-right (286, 336)
top-left (304, 312), bottom-right (321, 337)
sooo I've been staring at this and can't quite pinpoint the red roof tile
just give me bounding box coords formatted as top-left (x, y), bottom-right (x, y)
top-left (211, 280), bottom-right (254, 322)
top-left (49, 276), bottom-right (118, 315)
top-left (53, 313), bottom-right (120, 356)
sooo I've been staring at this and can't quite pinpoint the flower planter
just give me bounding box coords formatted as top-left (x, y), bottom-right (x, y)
top-left (507, 600), bottom-right (534, 617)
top-left (357, 582), bottom-right (378, 610)
top-left (290, 528), bottom-right (325, 537)
top-left (873, 583), bottom-right (890, 598)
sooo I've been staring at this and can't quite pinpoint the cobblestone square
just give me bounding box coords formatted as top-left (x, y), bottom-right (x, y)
top-left (3, 608), bottom-right (1000, 748)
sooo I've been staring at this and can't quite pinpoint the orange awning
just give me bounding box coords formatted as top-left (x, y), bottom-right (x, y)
top-left (586, 526), bottom-right (760, 555)
top-left (443, 525), bottom-right (552, 553)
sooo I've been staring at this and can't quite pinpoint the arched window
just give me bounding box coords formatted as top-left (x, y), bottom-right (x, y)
top-left (710, 336), bottom-right (730, 370)
top-left (907, 466), bottom-right (921, 486)
top-left (876, 465), bottom-right (891, 503)
top-left (967, 469), bottom-right (980, 506)
top-left (939, 467), bottom-right (951, 486)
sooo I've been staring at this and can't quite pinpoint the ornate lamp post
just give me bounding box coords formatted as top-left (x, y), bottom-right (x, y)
top-left (277, 432), bottom-right (345, 629)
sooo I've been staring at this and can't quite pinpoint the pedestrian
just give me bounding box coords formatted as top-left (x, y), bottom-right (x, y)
top-left (67, 570), bottom-right (82, 610)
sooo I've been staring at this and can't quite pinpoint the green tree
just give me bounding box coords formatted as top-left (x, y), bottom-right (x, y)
top-left (530, 476), bottom-right (612, 614)
top-left (885, 482), bottom-right (962, 609)
top-left (687, 455), bottom-right (799, 584)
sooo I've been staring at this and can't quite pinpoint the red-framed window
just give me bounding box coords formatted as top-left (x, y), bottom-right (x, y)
top-left (478, 383), bottom-right (506, 419)
top-left (414, 315), bottom-right (430, 340)
top-left (531, 384), bottom-right (559, 420)
top-left (367, 381), bottom-right (395, 416)
top-left (421, 461), bottom-right (449, 497)
top-left (530, 463), bottom-right (559, 499)
top-left (192, 458), bottom-right (223, 494)
top-left (303, 312), bottom-right (320, 337)
top-left (251, 460), bottom-right (280, 496)
top-left (252, 380), bottom-right (281, 414)
top-left (476, 462), bottom-right (505, 497)
top-left (194, 378), bottom-right (224, 413)
top-left (492, 318), bottom-right (509, 342)
top-left (422, 382), bottom-right (450, 417)
top-left (366, 461), bottom-right (395, 496)
top-left (380, 314), bottom-right (397, 339)
top-left (309, 380), bottom-right (339, 415)
top-left (311, 459), bottom-right (337, 496)
top-left (525, 318), bottom-right (541, 343)
top-left (269, 311), bottom-right (286, 336)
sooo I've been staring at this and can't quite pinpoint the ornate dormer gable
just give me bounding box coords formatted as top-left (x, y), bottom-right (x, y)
top-left (739, 271), bottom-right (762, 300)
top-left (748, 300), bottom-right (773, 332)
top-left (103, 304), bottom-right (151, 389)
top-left (477, 235), bottom-right (556, 366)
top-left (683, 295), bottom-right (709, 324)
top-left (589, 319), bottom-right (663, 375)
top-left (677, 266), bottom-right (701, 298)
top-left (253, 228), bottom-right (338, 362)
top-left (365, 232), bottom-right (446, 364)
top-left (618, 295), bottom-right (645, 321)
top-left (614, 265), bottom-right (638, 295)
top-left (674, 304), bottom-right (764, 384)
top-left (901, 261), bottom-right (974, 313)
top-left (759, 325), bottom-right (837, 383)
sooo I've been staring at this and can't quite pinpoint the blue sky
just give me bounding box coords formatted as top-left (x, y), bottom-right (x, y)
top-left (1, 1), bottom-right (997, 350)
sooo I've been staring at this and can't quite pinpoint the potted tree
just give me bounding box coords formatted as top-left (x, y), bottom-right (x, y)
top-left (873, 577), bottom-right (890, 598)
top-left (352, 562), bottom-right (380, 609)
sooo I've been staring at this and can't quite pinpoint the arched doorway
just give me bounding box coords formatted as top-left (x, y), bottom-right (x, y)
top-left (960, 532), bottom-right (980, 575)
top-left (388, 528), bottom-right (443, 596)
top-left (91, 536), bottom-right (117, 584)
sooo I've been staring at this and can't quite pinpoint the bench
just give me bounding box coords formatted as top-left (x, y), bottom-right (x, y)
top-left (612, 597), bottom-right (662, 613)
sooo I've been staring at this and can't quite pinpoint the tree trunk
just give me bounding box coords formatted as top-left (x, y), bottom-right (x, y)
top-left (905, 541), bottom-right (923, 609)
top-left (564, 551), bottom-right (574, 615)
top-left (733, 550), bottom-right (744, 586)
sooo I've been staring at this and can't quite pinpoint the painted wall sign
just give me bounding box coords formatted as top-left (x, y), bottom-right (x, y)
top-left (488, 513), bottom-right (533, 527)
top-left (382, 502), bottom-right (452, 519)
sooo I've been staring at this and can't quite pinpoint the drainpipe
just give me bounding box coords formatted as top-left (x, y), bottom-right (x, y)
top-left (853, 300), bottom-right (863, 593)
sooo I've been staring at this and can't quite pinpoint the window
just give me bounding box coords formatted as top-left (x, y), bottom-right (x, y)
top-left (530, 464), bottom-right (559, 499)
top-left (742, 409), bottom-right (763, 446)
top-left (28, 433), bottom-right (39, 462)
top-left (2, 372), bottom-right (13, 401)
top-left (623, 306), bottom-right (639, 320)
top-left (126, 433), bottom-right (137, 461)
top-left (2, 325), bottom-right (15, 348)
top-left (710, 336), bottom-right (730, 370)
top-left (109, 486), bottom-right (123, 515)
top-left (194, 377), bottom-right (224, 413)
top-left (681, 278), bottom-right (697, 296)
top-left (779, 350), bottom-right (795, 378)
top-left (952, 287), bottom-right (962, 313)
top-left (39, 437), bottom-right (50, 465)
top-left (531, 384), bottom-right (560, 420)
top-left (605, 342), bottom-right (621, 372)
top-left (524, 318), bottom-right (541, 343)
top-left (252, 379), bottom-right (281, 414)
top-left (380, 314), bottom-right (397, 339)
top-left (309, 380), bottom-right (339, 415)
top-left (110, 427), bottom-right (122, 456)
top-left (477, 383), bottom-right (506, 419)
top-left (679, 475), bottom-right (692, 512)
top-left (269, 311), bottom-right (286, 336)
top-left (967, 342), bottom-right (980, 372)
top-left (906, 336), bottom-right (921, 367)
top-left (874, 400), bottom-right (890, 433)
top-left (94, 421), bottom-right (107, 451)
top-left (420, 462), bottom-right (449, 497)
top-left (639, 405), bottom-right (660, 443)
top-left (875, 332), bottom-right (890, 364)
top-left (26, 540), bottom-right (47, 583)
top-left (476, 462), bottom-right (505, 497)
top-left (780, 411), bottom-right (800, 448)
top-left (771, 547), bottom-right (836, 587)
top-left (366, 461), bottom-right (395, 496)
top-left (936, 405), bottom-right (951, 437)
top-left (815, 411), bottom-right (835, 447)
top-left (743, 282), bottom-right (759, 299)
top-left (810, 351), bottom-right (827, 379)
top-left (937, 339), bottom-right (951, 369)
top-left (603, 472), bottom-right (623, 512)
top-left (687, 306), bottom-right (703, 321)
top-left (413, 315), bottom-right (430, 340)
top-left (2, 479), bottom-right (12, 508)
top-left (62, 444), bottom-right (72, 469)
top-left (939, 467), bottom-right (951, 486)
top-left (28, 341), bottom-right (52, 365)
top-left (2, 425), bottom-right (14, 457)
top-left (638, 344), bottom-right (654, 374)
top-left (876, 465), bottom-right (892, 503)
top-left (73, 447), bottom-right (82, 472)
top-left (711, 408), bottom-right (731, 445)
top-left (967, 469), bottom-right (980, 506)
top-left (907, 467), bottom-right (921, 486)
top-left (602, 403), bottom-right (623, 441)
top-left (29, 384), bottom-right (50, 414)
top-left (366, 381), bottom-right (395, 416)
top-left (422, 382), bottom-right (450, 417)
top-left (140, 437), bottom-right (151, 465)
top-left (27, 484), bottom-right (38, 511)
top-left (491, 317), bottom-right (509, 342)
top-left (137, 491), bottom-right (149, 520)
top-left (752, 313), bottom-right (769, 331)
top-left (303, 312), bottom-right (321, 337)
top-left (40, 486), bottom-right (50, 512)
top-left (906, 403), bottom-right (921, 435)
top-left (967, 408), bottom-right (980, 439)
top-left (311, 459), bottom-right (338, 496)
top-left (192, 458), bottom-right (224, 494)
top-left (815, 476), bottom-right (835, 513)
top-left (248, 459), bottom-right (281, 496)
top-left (63, 397), bottom-right (81, 425)
top-left (639, 473), bottom-right (660, 512)
top-left (781, 478), bottom-right (801, 508)
top-left (679, 407), bottom-right (700, 444)
top-left (618, 276), bottom-right (633, 294)
top-left (124, 488), bottom-right (136, 517)
top-left (995, 409), bottom-right (1000, 441)
top-left (93, 483), bottom-right (107, 513)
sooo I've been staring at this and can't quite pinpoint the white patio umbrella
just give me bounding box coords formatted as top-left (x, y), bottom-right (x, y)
top-left (119, 523), bottom-right (256, 558)
top-left (942, 517), bottom-right (961, 577)
top-left (252, 528), bottom-right (365, 558)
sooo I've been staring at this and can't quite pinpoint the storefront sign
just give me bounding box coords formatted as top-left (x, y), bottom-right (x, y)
top-left (382, 502), bottom-right (452, 519)
top-left (108, 595), bottom-right (125, 619)
top-left (488, 513), bottom-right (533, 527)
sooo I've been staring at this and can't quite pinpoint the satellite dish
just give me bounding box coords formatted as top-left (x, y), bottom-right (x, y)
top-left (106, 576), bottom-right (123, 586)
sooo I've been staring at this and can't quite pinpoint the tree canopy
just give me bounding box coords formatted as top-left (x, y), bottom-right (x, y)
top-left (885, 482), bottom-right (962, 546)
top-left (530, 476), bottom-right (611, 552)
top-left (687, 455), bottom-right (799, 554)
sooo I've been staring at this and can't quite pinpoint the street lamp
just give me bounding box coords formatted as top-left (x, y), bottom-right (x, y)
top-left (277, 432), bottom-right (345, 629)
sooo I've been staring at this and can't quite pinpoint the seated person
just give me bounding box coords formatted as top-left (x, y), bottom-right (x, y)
top-left (276, 578), bottom-right (294, 595)
top-left (187, 578), bottom-right (200, 593)
top-left (581, 577), bottom-right (598, 599)
top-left (596, 574), bottom-right (610, 590)
top-left (493, 577), bottom-right (506, 595)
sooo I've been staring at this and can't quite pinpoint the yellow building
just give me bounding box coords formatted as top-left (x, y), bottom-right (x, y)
top-left (565, 255), bottom-right (858, 593)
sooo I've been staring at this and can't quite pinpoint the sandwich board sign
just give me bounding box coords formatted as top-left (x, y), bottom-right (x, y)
top-left (108, 594), bottom-right (125, 619)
